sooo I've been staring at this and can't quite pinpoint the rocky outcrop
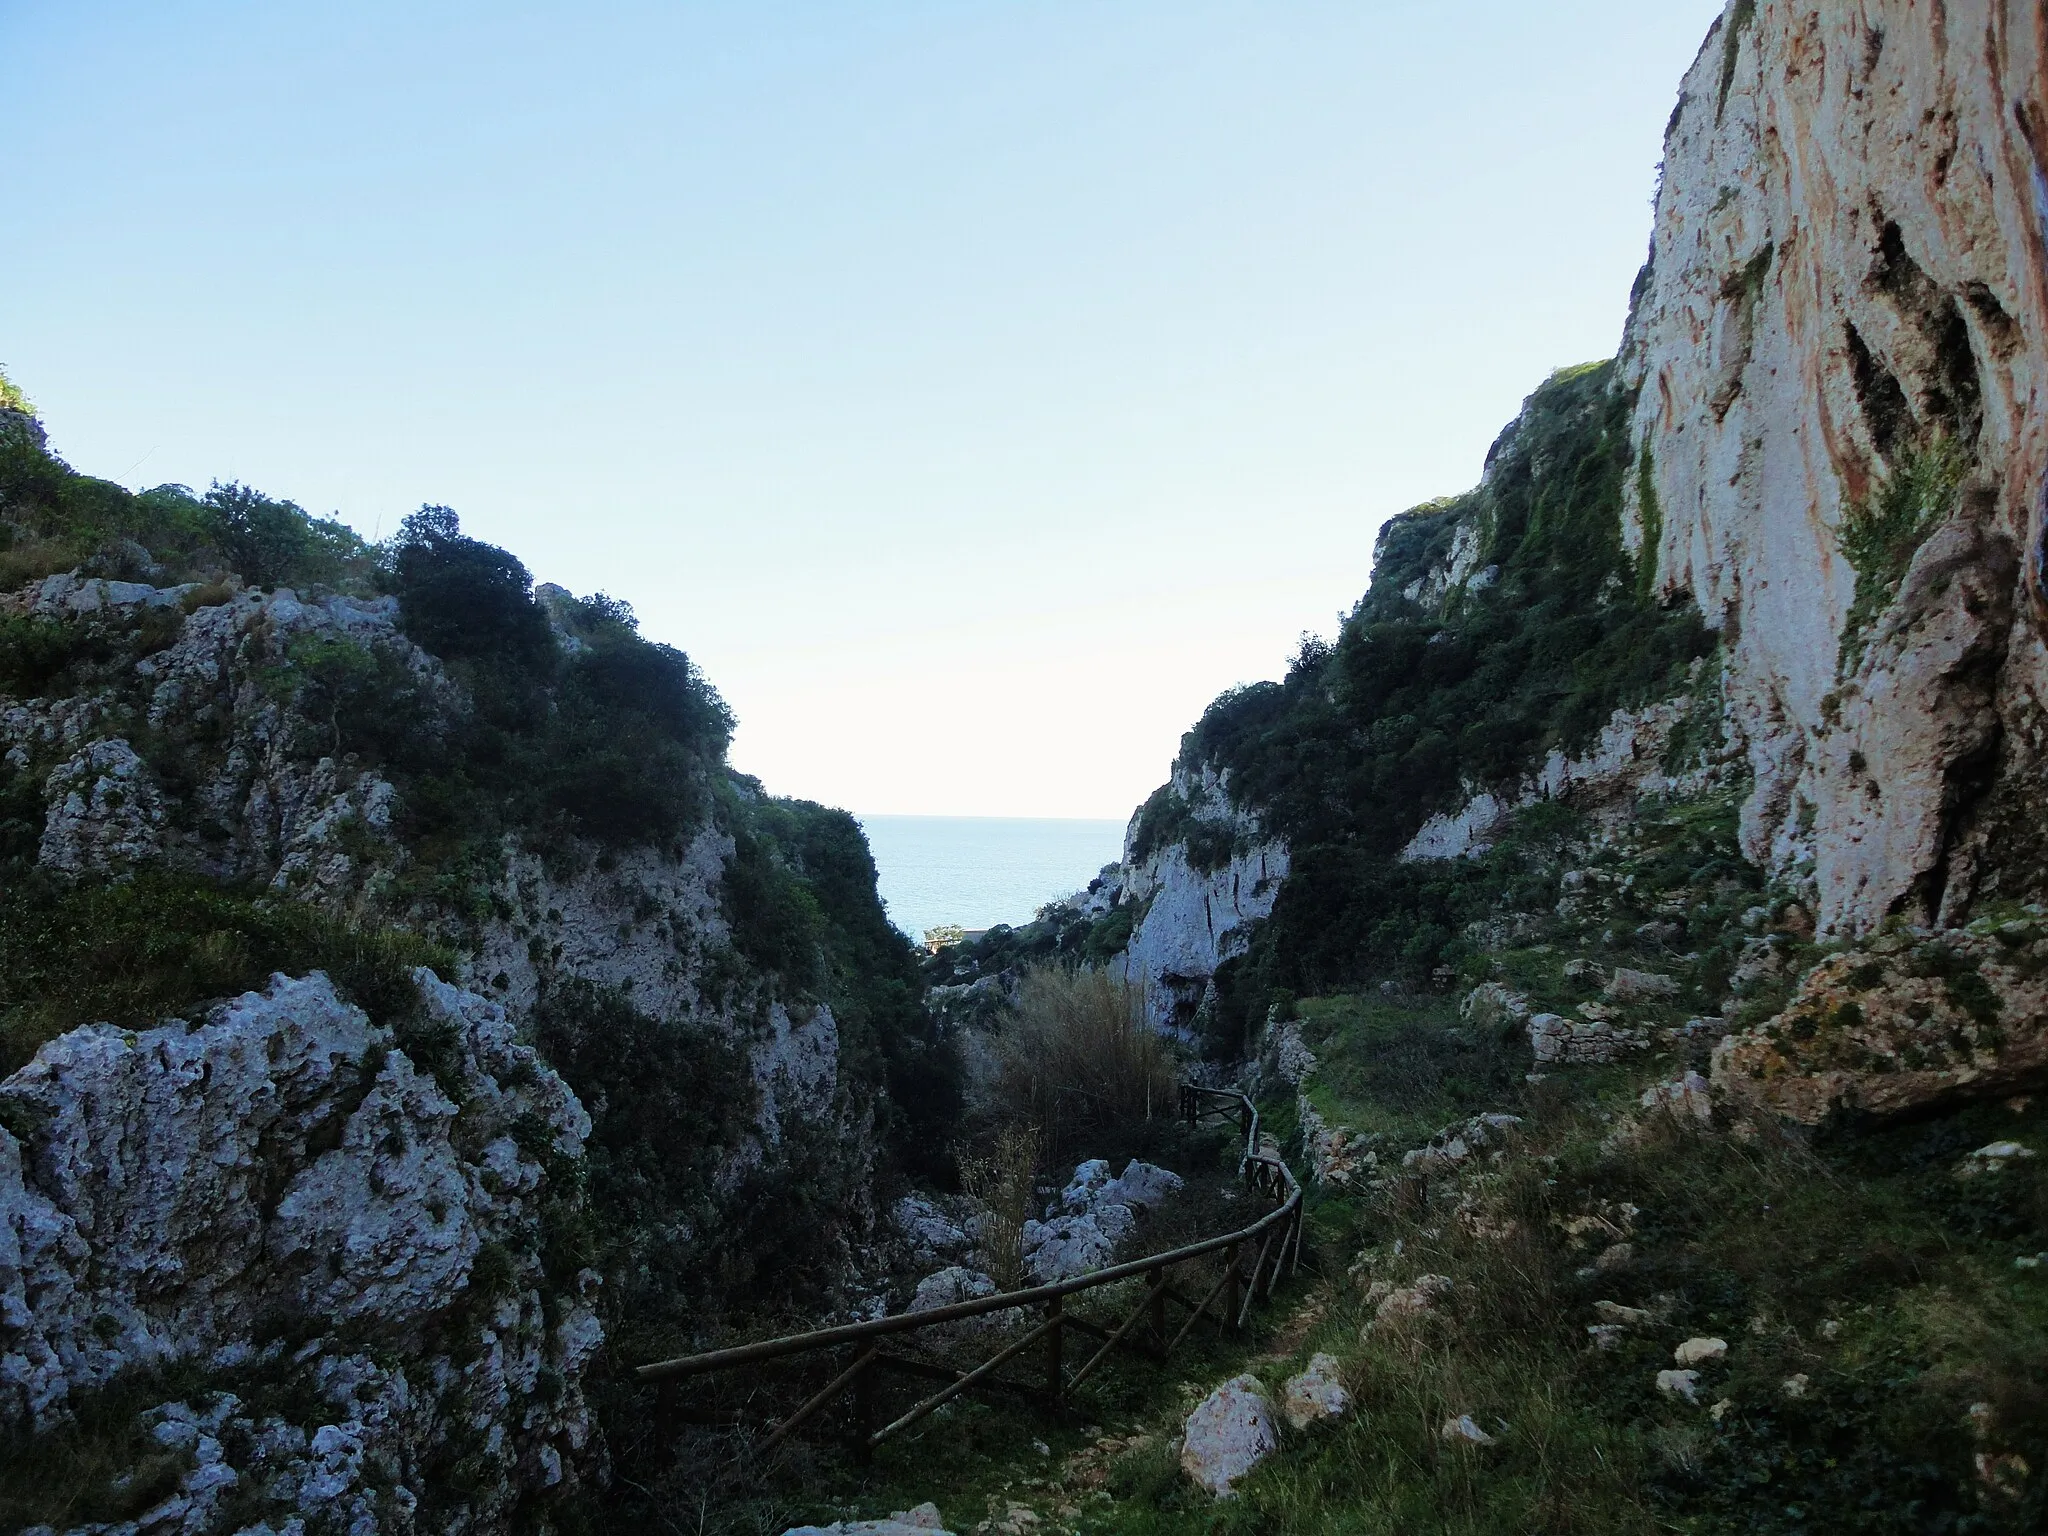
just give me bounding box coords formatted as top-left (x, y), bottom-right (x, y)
top-left (1106, 766), bottom-right (1287, 1032)
top-left (1624, 0), bottom-right (2048, 935)
top-left (1714, 917), bottom-right (2048, 1125)
top-left (1403, 682), bottom-right (1734, 862)
top-left (1, 576), bottom-right (430, 906)
top-left (0, 970), bottom-right (599, 1530)
top-left (0, 569), bottom-right (875, 1202)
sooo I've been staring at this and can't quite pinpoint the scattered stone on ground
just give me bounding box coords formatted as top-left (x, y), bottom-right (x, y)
top-left (1782, 1374), bottom-right (1811, 1399)
top-left (1657, 1369), bottom-right (1702, 1404)
top-left (974, 1503), bottom-right (1042, 1535)
top-left (1673, 1337), bottom-right (1728, 1367)
top-left (1281, 1353), bottom-right (1351, 1430)
top-left (1594, 1300), bottom-right (1654, 1327)
top-left (1587, 1324), bottom-right (1626, 1350)
top-left (1440, 1414), bottom-right (1497, 1446)
top-left (1368, 1274), bottom-right (1454, 1328)
top-left (1180, 1375), bottom-right (1279, 1497)
top-left (784, 1506), bottom-right (951, 1536)
top-left (1961, 1141), bottom-right (2036, 1175)
top-left (1593, 1242), bottom-right (1636, 1273)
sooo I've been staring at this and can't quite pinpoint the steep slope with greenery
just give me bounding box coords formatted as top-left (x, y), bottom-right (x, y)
top-left (0, 380), bottom-right (963, 1531)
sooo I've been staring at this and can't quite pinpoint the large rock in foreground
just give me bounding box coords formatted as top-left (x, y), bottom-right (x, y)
top-left (0, 970), bottom-right (600, 1533)
top-left (1714, 922), bottom-right (2048, 1125)
top-left (1180, 1374), bottom-right (1279, 1497)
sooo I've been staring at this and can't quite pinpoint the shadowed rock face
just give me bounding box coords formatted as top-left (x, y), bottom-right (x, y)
top-left (1623, 0), bottom-right (2048, 936)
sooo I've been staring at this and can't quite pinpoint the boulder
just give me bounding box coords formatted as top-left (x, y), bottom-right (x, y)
top-left (1180, 1375), bottom-right (1279, 1497)
top-left (1280, 1353), bottom-right (1350, 1430)
top-left (1020, 1214), bottom-right (1115, 1284)
top-left (1713, 928), bottom-right (2048, 1126)
top-left (784, 1506), bottom-right (952, 1536)
top-left (892, 1195), bottom-right (975, 1266)
top-left (1960, 1141), bottom-right (2036, 1176)
top-left (1061, 1159), bottom-right (1115, 1212)
top-left (1656, 1369), bottom-right (1702, 1404)
top-left (1440, 1414), bottom-right (1497, 1446)
top-left (1370, 1274), bottom-right (1454, 1326)
top-left (1461, 983), bottom-right (1531, 1030)
top-left (1673, 1337), bottom-right (1728, 1368)
top-left (908, 1267), bottom-right (996, 1312)
top-left (1594, 1300), bottom-right (1654, 1328)
top-left (1606, 968), bottom-right (1680, 1003)
top-left (1105, 1160), bottom-right (1184, 1210)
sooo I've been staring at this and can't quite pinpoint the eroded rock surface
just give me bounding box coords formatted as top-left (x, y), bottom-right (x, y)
top-left (1180, 1375), bottom-right (1278, 1497)
top-left (0, 970), bottom-right (600, 1530)
top-left (1624, 0), bottom-right (2048, 935)
top-left (1714, 922), bottom-right (2048, 1124)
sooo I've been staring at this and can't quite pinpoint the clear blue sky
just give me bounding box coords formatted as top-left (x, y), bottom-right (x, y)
top-left (2, 0), bottom-right (1726, 819)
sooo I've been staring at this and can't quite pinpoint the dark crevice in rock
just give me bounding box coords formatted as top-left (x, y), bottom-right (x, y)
top-left (1870, 220), bottom-right (1985, 446)
top-left (1845, 322), bottom-right (1913, 464)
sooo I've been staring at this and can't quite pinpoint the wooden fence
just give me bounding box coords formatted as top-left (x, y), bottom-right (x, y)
top-left (635, 1083), bottom-right (1304, 1460)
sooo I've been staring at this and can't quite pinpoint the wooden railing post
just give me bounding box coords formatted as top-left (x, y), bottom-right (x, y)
top-left (1148, 1265), bottom-right (1167, 1352)
top-left (1222, 1241), bottom-right (1240, 1333)
top-left (1045, 1294), bottom-right (1064, 1408)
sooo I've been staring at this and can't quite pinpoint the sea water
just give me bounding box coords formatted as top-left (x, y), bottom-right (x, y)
top-left (857, 815), bottom-right (1127, 944)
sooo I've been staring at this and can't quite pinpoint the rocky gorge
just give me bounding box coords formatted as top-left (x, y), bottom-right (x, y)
top-left (5, 0), bottom-right (2048, 1531)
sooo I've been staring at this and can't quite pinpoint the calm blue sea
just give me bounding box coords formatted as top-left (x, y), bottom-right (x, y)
top-left (857, 816), bottom-right (1127, 944)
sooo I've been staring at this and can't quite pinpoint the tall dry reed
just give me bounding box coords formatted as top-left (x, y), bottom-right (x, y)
top-left (957, 1122), bottom-right (1039, 1290)
top-left (989, 966), bottom-right (1177, 1157)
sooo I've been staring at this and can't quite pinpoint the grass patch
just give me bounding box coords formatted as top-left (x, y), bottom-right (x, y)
top-left (1293, 992), bottom-right (1527, 1150)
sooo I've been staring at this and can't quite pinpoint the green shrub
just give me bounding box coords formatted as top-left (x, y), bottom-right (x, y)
top-left (1837, 437), bottom-right (1972, 672)
top-left (386, 504), bottom-right (553, 666)
top-left (0, 871), bottom-right (453, 1075)
top-left (0, 366), bottom-right (32, 417)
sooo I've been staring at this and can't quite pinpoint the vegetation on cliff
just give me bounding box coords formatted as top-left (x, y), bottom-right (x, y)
top-left (0, 401), bottom-right (966, 1482)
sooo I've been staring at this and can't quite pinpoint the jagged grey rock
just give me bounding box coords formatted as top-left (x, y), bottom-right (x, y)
top-left (1281, 1353), bottom-right (1351, 1430)
top-left (0, 970), bottom-right (601, 1530)
top-left (1180, 1374), bottom-right (1279, 1497)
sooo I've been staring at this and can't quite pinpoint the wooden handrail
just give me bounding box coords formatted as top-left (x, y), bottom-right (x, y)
top-left (637, 1082), bottom-right (1304, 1451)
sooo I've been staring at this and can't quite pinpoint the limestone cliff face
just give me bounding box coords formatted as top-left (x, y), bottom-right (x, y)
top-left (0, 971), bottom-right (602, 1531)
top-left (1098, 766), bottom-right (1287, 1033)
top-left (1626, 0), bottom-right (2048, 934)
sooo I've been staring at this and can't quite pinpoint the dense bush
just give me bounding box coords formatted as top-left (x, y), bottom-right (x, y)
top-left (0, 871), bottom-right (453, 1076)
top-left (0, 412), bottom-right (376, 592)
